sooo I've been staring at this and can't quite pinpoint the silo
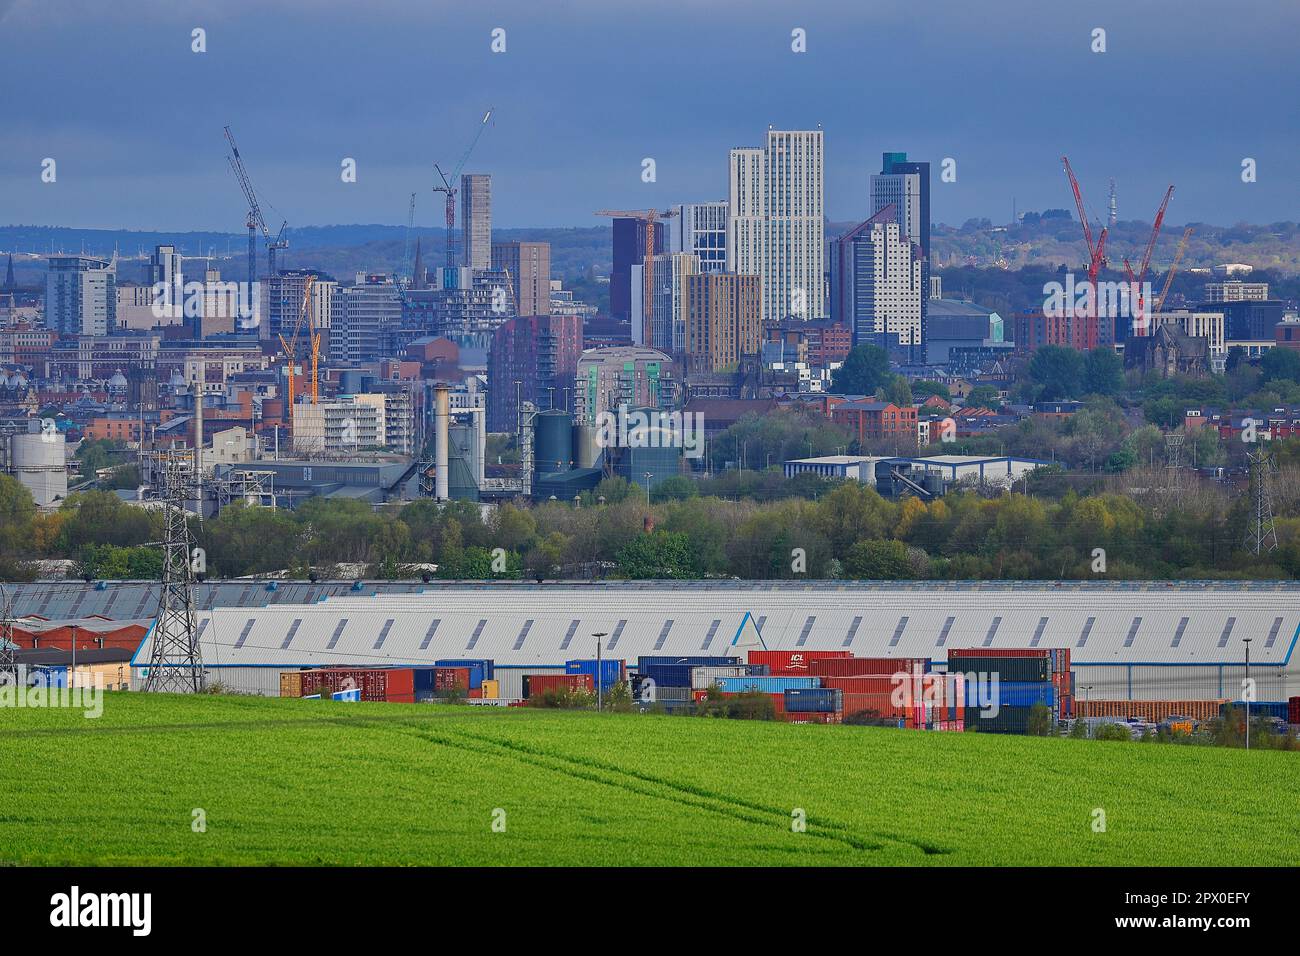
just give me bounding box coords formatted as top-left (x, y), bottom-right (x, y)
top-left (572, 423), bottom-right (599, 469)
top-left (10, 433), bottom-right (67, 507)
top-left (534, 410), bottom-right (574, 474)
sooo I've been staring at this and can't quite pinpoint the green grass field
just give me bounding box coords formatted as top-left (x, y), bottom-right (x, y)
top-left (1, 693), bottom-right (1296, 866)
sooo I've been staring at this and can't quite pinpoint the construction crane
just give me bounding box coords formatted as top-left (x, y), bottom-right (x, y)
top-left (1122, 185), bottom-right (1175, 335)
top-left (1153, 226), bottom-right (1193, 316)
top-left (593, 208), bottom-right (679, 348)
top-left (433, 108), bottom-right (494, 271)
top-left (1061, 157), bottom-right (1109, 351)
top-left (224, 126), bottom-right (288, 287)
top-left (277, 275), bottom-right (316, 416)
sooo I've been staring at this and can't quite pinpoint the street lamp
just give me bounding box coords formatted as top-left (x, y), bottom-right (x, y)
top-left (1243, 637), bottom-right (1253, 751)
top-left (642, 472), bottom-right (653, 507)
top-left (1082, 684), bottom-right (1093, 737)
top-left (592, 632), bottom-right (608, 712)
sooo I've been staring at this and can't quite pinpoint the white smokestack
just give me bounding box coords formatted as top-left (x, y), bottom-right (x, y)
top-left (435, 384), bottom-right (449, 502)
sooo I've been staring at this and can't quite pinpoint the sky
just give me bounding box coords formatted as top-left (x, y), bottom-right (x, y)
top-left (1, 0), bottom-right (1297, 234)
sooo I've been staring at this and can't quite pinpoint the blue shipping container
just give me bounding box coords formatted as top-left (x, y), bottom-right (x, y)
top-left (435, 659), bottom-right (494, 681)
top-left (1224, 701), bottom-right (1289, 720)
top-left (784, 688), bottom-right (843, 713)
top-left (714, 675), bottom-right (822, 694)
top-left (965, 681), bottom-right (1055, 709)
top-left (566, 659), bottom-right (625, 691)
top-left (638, 656), bottom-right (738, 669)
top-left (639, 665), bottom-right (695, 687)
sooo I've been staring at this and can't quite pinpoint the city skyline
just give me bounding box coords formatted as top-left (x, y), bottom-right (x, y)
top-left (1, 0), bottom-right (1296, 232)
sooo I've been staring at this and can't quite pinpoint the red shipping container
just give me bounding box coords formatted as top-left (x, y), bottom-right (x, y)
top-left (748, 650), bottom-right (851, 675)
top-left (526, 673), bottom-right (594, 698)
top-left (841, 691), bottom-right (909, 720)
top-left (809, 657), bottom-right (930, 678)
top-left (1289, 697), bottom-right (1300, 723)
top-left (301, 667), bottom-right (414, 702)
top-left (433, 667), bottom-right (471, 692)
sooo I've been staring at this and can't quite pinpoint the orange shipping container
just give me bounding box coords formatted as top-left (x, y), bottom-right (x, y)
top-left (1074, 699), bottom-right (1227, 722)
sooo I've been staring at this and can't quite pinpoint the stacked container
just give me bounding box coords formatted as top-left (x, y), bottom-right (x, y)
top-left (949, 648), bottom-right (1071, 734)
top-left (524, 673), bottom-right (594, 699)
top-left (565, 659), bottom-right (626, 694)
top-left (748, 650), bottom-right (851, 675)
top-left (299, 668), bottom-right (415, 703)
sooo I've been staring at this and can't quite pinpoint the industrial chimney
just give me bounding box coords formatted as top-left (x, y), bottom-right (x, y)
top-left (434, 384), bottom-right (450, 501)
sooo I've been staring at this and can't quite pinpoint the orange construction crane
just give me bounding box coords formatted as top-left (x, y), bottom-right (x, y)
top-left (277, 274), bottom-right (317, 414)
top-left (1153, 226), bottom-right (1193, 316)
top-left (594, 208), bottom-right (679, 348)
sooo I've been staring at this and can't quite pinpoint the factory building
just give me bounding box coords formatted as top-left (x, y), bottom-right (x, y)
top-left (118, 581), bottom-right (1300, 703)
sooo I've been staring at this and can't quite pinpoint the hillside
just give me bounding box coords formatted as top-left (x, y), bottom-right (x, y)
top-left (1, 693), bottom-right (1295, 866)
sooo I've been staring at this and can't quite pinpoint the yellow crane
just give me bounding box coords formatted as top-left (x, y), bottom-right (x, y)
top-left (277, 275), bottom-right (317, 416)
top-left (1153, 227), bottom-right (1193, 315)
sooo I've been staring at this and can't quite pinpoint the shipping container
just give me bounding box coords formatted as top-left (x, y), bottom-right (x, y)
top-left (481, 679), bottom-right (500, 699)
top-left (566, 659), bottom-right (627, 692)
top-left (1074, 699), bottom-right (1228, 722)
top-left (964, 680), bottom-right (1055, 709)
top-left (947, 655), bottom-right (1051, 682)
top-left (524, 673), bottom-right (594, 698)
top-left (279, 671), bottom-right (304, 698)
top-left (690, 665), bottom-right (754, 690)
top-left (1222, 700), bottom-right (1290, 721)
top-left (712, 675), bottom-right (822, 694)
top-left (637, 655), bottom-right (739, 668)
top-left (435, 659), bottom-right (494, 681)
top-left (841, 691), bottom-right (910, 720)
top-left (493, 666), bottom-right (566, 700)
top-left (299, 668), bottom-right (415, 703)
top-left (638, 665), bottom-right (695, 688)
top-left (965, 704), bottom-right (1034, 734)
top-left (947, 646), bottom-right (1071, 678)
top-left (747, 649), bottom-right (851, 675)
top-left (432, 667), bottom-right (472, 693)
top-left (1289, 696), bottom-right (1300, 724)
top-left (784, 687), bottom-right (844, 713)
top-left (809, 657), bottom-right (930, 678)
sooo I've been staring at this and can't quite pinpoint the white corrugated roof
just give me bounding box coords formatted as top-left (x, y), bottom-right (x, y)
top-left (133, 583), bottom-right (1300, 670)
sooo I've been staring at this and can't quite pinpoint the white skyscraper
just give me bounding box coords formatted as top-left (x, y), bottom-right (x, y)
top-left (727, 129), bottom-right (825, 322)
top-left (46, 256), bottom-right (116, 336)
top-left (667, 202), bottom-right (728, 274)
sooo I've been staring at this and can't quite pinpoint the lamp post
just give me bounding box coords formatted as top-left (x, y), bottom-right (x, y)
top-left (642, 472), bottom-right (653, 508)
top-left (592, 632), bottom-right (608, 712)
top-left (1082, 684), bottom-right (1093, 738)
top-left (1243, 637), bottom-right (1252, 751)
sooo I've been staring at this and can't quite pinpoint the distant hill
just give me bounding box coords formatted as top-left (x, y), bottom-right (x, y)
top-left (4, 218), bottom-right (1299, 294)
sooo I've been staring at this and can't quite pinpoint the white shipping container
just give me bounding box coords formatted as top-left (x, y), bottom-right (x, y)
top-left (690, 665), bottom-right (752, 690)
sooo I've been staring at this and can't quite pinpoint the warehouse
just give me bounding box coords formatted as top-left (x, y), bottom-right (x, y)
top-left (122, 581), bottom-right (1300, 702)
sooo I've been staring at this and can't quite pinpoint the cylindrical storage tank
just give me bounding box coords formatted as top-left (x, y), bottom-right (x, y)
top-left (534, 409), bottom-right (573, 473)
top-left (572, 423), bottom-right (599, 469)
top-left (10, 433), bottom-right (67, 507)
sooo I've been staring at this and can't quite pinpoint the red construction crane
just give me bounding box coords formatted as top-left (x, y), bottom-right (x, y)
top-left (1122, 185), bottom-right (1175, 335)
top-left (433, 108), bottom-right (494, 272)
top-left (594, 208), bottom-right (679, 348)
top-left (1061, 157), bottom-right (1111, 351)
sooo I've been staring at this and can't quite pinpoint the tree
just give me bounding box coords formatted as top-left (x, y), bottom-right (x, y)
top-left (884, 376), bottom-right (913, 408)
top-left (615, 531), bottom-right (697, 579)
top-left (651, 475), bottom-right (698, 502)
top-left (1028, 346), bottom-right (1085, 400)
top-left (0, 474), bottom-right (37, 558)
top-left (911, 380), bottom-right (951, 401)
top-left (965, 384), bottom-right (1001, 410)
top-left (1083, 347), bottom-right (1124, 397)
top-left (844, 539), bottom-right (912, 579)
top-left (1261, 347), bottom-right (1300, 385)
top-left (831, 343), bottom-right (891, 395)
